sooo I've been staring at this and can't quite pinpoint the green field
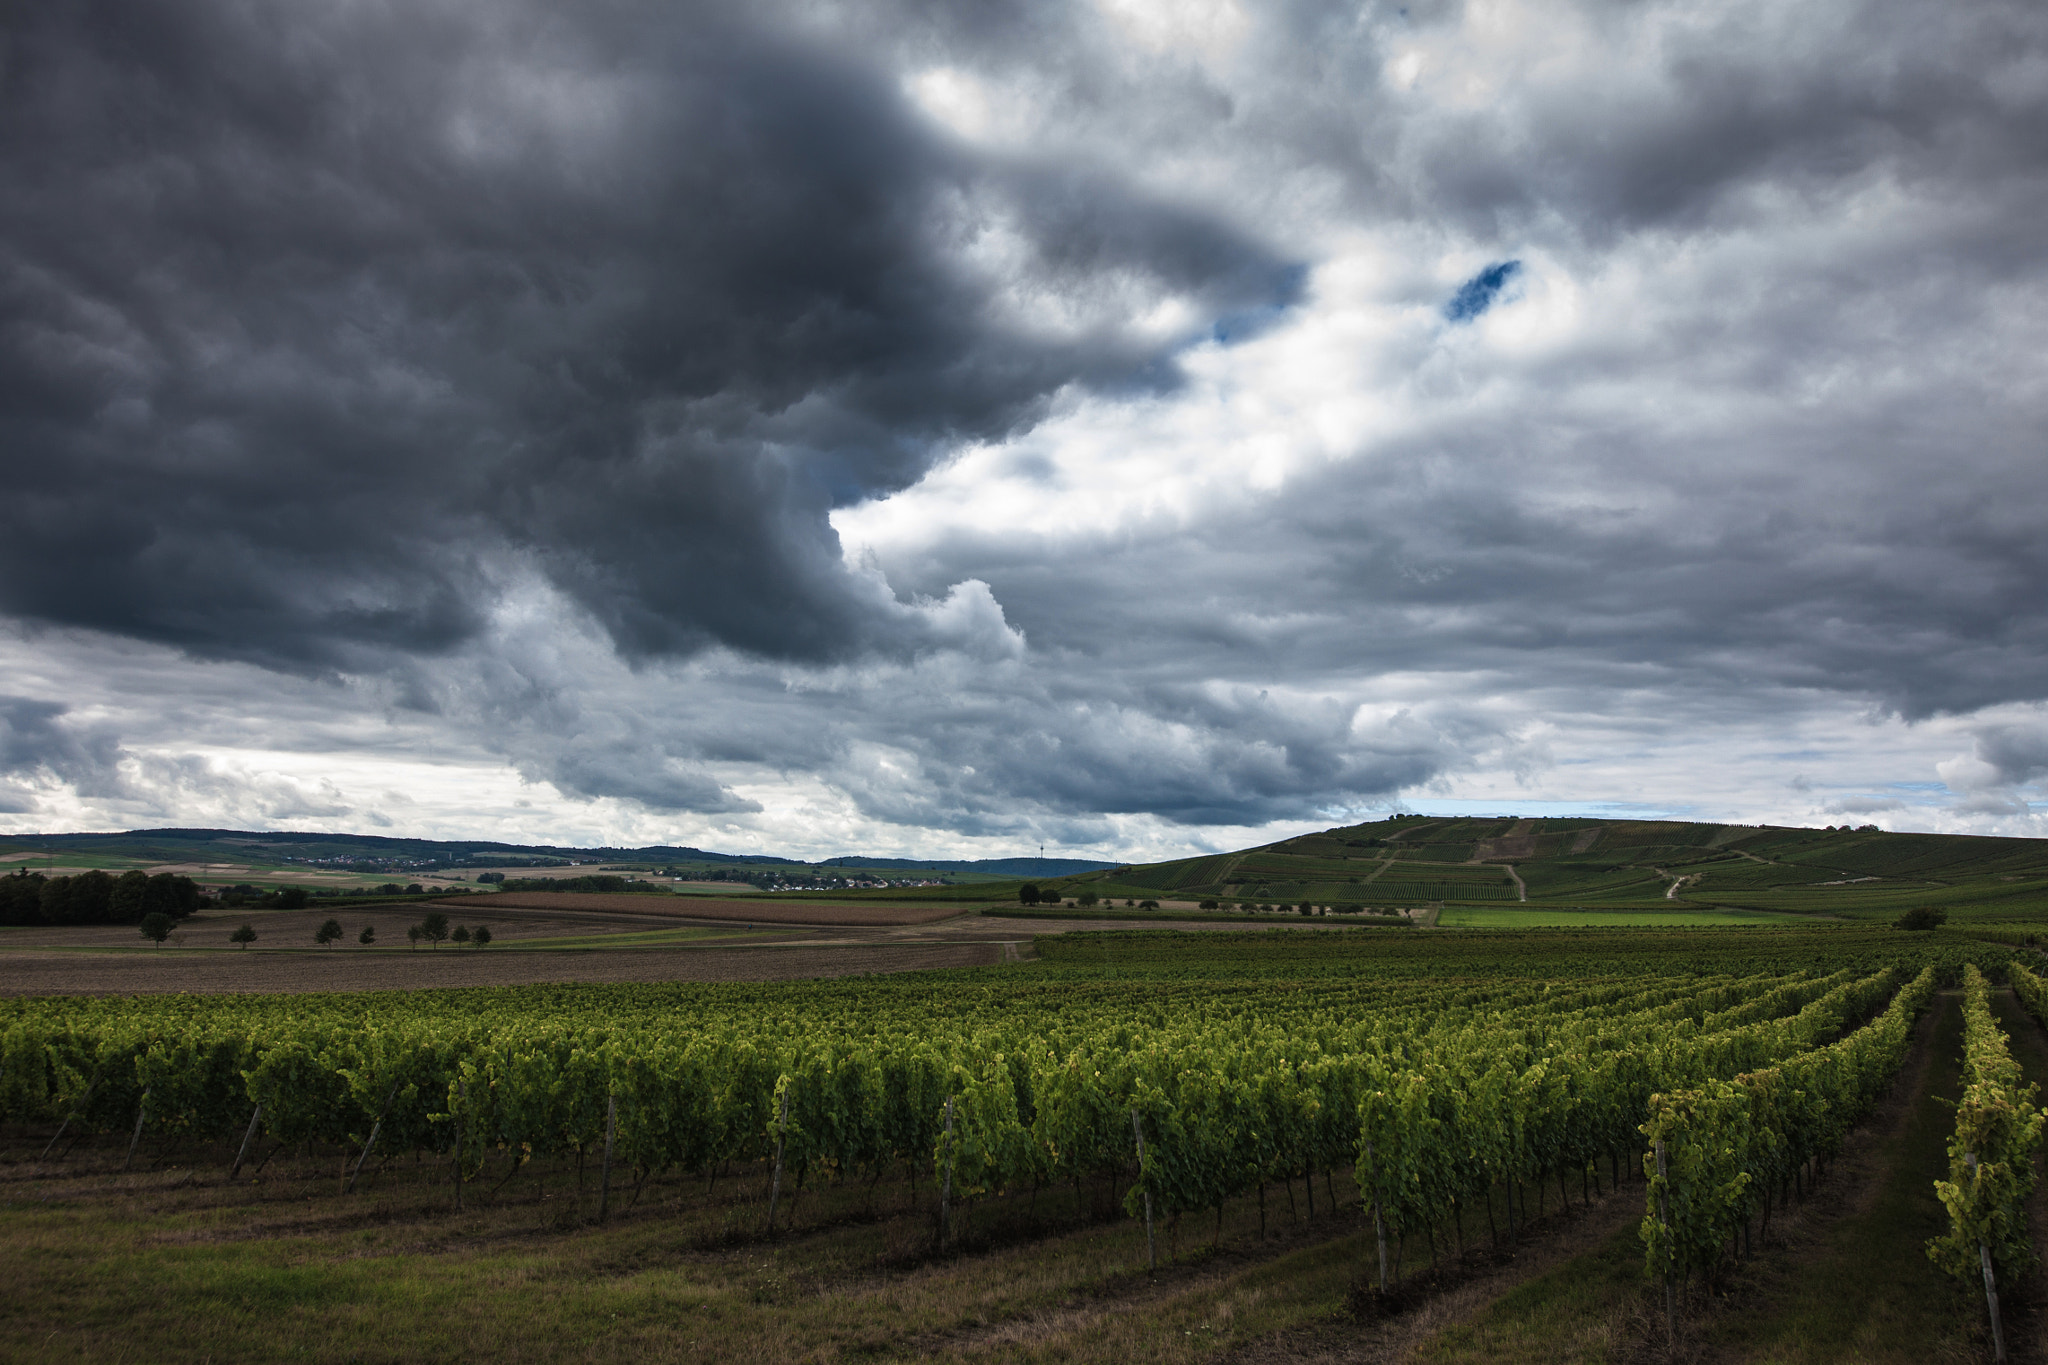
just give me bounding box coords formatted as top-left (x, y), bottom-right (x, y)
top-left (1437, 904), bottom-right (1797, 927)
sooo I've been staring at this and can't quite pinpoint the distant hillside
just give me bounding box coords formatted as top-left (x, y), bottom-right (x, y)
top-left (818, 856), bottom-right (1119, 876)
top-left (1006, 814), bottom-right (2048, 923)
top-left (0, 828), bottom-right (1110, 881)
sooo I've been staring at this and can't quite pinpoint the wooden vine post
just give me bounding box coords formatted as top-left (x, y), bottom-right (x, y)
top-left (938, 1096), bottom-right (955, 1248)
top-left (453, 1079), bottom-right (467, 1212)
top-left (1367, 1141), bottom-right (1387, 1292)
top-left (1966, 1152), bottom-right (2008, 1363)
top-left (40, 1078), bottom-right (97, 1162)
top-left (124, 1088), bottom-right (151, 1172)
top-left (766, 1086), bottom-right (789, 1234)
top-left (347, 1080), bottom-right (403, 1195)
top-left (599, 1092), bottom-right (617, 1224)
top-left (1655, 1138), bottom-right (1675, 1342)
top-left (1131, 1107), bottom-right (1156, 1272)
top-left (230, 1103), bottom-right (263, 1178)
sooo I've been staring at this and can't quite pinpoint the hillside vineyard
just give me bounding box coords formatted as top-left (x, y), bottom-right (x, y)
top-left (0, 929), bottom-right (2010, 1290)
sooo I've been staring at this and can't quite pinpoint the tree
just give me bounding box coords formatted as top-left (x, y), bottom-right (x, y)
top-left (1138, 899), bottom-right (1159, 910)
top-left (1896, 906), bottom-right (1947, 931)
top-left (1018, 883), bottom-right (1041, 906)
top-left (230, 923), bottom-right (257, 950)
top-left (1076, 891), bottom-right (1099, 907)
top-left (405, 883), bottom-right (424, 895)
top-left (406, 924), bottom-right (422, 950)
top-left (358, 925), bottom-right (376, 947)
top-left (40, 870), bottom-right (114, 925)
top-left (451, 925), bottom-right (471, 946)
top-left (472, 925), bottom-right (492, 948)
top-left (315, 918), bottom-right (344, 947)
top-left (138, 912), bottom-right (173, 947)
top-left (420, 911), bottom-right (450, 948)
top-left (273, 886), bottom-right (309, 909)
top-left (112, 870), bottom-right (151, 922)
top-left (1197, 899), bottom-right (1218, 910)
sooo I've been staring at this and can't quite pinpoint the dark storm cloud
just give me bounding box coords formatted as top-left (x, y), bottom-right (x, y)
top-left (6, 0), bottom-right (2048, 843)
top-left (0, 0), bottom-right (1296, 670)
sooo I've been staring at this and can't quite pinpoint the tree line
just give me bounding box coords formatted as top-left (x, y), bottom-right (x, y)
top-left (0, 869), bottom-right (202, 927)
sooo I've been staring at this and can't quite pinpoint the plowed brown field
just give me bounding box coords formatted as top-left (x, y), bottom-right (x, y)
top-left (472, 892), bottom-right (968, 925)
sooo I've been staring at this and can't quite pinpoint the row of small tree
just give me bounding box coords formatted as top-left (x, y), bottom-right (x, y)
top-left (405, 912), bottom-right (492, 949)
top-left (136, 912), bottom-right (495, 950)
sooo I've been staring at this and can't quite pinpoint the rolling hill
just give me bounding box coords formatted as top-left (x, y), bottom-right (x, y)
top-left (1013, 814), bottom-right (2048, 925)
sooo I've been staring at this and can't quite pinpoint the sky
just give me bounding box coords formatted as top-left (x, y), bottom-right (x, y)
top-left (2, 0), bottom-right (2046, 861)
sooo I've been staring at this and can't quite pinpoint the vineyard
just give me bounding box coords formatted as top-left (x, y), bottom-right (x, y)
top-left (1027, 815), bottom-right (2048, 923)
top-left (5, 925), bottom-right (2047, 1362)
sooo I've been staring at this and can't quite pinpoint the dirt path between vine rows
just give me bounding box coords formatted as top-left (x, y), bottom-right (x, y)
top-left (1306, 988), bottom-right (1963, 1365)
top-left (1668, 990), bottom-right (1963, 1365)
top-left (1223, 1178), bottom-right (1654, 1364)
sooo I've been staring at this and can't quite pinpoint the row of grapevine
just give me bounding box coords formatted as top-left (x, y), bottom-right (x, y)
top-left (1928, 964), bottom-right (2043, 1362)
top-left (1350, 967), bottom-right (1914, 1291)
top-left (2, 968), bottom-right (1871, 1228)
top-left (1637, 965), bottom-right (1938, 1296)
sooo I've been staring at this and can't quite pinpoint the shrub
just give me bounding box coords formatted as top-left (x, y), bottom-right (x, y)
top-left (1896, 906), bottom-right (1948, 931)
top-left (1076, 891), bottom-right (1099, 907)
top-left (1138, 899), bottom-right (1159, 910)
top-left (1198, 899), bottom-right (1219, 910)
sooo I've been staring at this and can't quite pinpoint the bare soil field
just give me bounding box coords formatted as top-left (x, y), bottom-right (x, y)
top-left (0, 903), bottom-right (1311, 997)
top-left (476, 891), bottom-right (969, 925)
top-left (0, 940), bottom-right (1012, 994)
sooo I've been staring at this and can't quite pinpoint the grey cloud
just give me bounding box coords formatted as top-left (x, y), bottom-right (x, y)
top-left (539, 747), bottom-right (763, 815)
top-left (0, 696), bottom-right (123, 795)
top-left (1975, 726), bottom-right (2048, 786)
top-left (0, 0), bottom-right (1297, 671)
top-left (1827, 796), bottom-right (1907, 815)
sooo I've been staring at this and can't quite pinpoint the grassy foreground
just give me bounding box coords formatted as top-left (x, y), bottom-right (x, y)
top-left (2, 1129), bottom-right (1386, 1364)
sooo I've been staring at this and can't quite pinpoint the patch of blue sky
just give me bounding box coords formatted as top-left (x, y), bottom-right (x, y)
top-left (1443, 260), bottom-right (1522, 323)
